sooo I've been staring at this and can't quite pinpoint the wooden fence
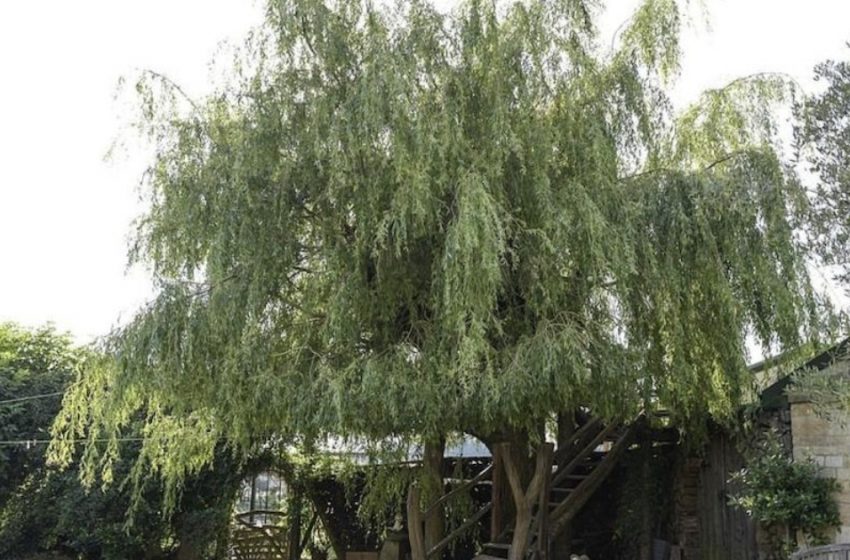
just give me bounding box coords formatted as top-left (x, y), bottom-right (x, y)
top-left (791, 544), bottom-right (850, 560)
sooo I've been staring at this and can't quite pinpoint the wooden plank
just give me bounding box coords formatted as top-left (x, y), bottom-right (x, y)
top-left (346, 553), bottom-right (380, 560)
top-left (536, 449), bottom-right (552, 560)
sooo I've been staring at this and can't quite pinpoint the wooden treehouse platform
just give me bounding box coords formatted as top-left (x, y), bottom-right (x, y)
top-left (405, 413), bottom-right (646, 560)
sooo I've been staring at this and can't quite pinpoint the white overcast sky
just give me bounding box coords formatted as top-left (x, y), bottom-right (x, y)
top-left (1, 0), bottom-right (849, 343)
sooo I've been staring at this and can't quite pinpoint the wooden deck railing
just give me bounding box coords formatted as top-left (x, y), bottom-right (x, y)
top-left (407, 460), bottom-right (495, 560)
top-left (791, 544), bottom-right (850, 560)
top-left (230, 511), bottom-right (289, 560)
top-left (424, 463), bottom-right (494, 559)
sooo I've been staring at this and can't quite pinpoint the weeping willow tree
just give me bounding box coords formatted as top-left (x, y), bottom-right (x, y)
top-left (52, 0), bottom-right (820, 539)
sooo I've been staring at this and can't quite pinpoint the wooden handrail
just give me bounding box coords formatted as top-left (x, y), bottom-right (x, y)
top-left (423, 463), bottom-right (494, 520)
top-left (235, 510), bottom-right (288, 523)
top-left (426, 502), bottom-right (493, 558)
top-left (791, 544), bottom-right (850, 560)
top-left (552, 422), bottom-right (619, 488)
top-left (407, 461), bottom-right (494, 560)
top-left (550, 416), bottom-right (642, 533)
top-left (553, 418), bottom-right (602, 466)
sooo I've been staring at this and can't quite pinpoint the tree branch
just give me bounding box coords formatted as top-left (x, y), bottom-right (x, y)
top-left (140, 69), bottom-right (199, 112)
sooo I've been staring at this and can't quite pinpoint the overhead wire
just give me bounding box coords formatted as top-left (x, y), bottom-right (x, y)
top-left (0, 391), bottom-right (64, 405)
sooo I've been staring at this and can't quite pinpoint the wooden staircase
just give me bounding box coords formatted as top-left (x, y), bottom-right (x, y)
top-left (406, 414), bottom-right (643, 560)
top-left (477, 417), bottom-right (639, 560)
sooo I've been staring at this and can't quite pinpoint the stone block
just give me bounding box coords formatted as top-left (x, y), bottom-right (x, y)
top-left (825, 455), bottom-right (845, 468)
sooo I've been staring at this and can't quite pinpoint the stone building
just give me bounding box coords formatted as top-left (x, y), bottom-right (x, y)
top-left (762, 339), bottom-right (850, 546)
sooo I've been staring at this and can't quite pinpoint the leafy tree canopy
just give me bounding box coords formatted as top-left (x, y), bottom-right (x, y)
top-left (52, 0), bottom-right (823, 505)
top-left (0, 323), bottom-right (79, 503)
top-left (798, 46), bottom-right (850, 281)
top-left (0, 323), bottom-right (245, 559)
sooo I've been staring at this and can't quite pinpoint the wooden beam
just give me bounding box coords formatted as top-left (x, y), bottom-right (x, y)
top-left (490, 445), bottom-right (505, 542)
top-left (536, 449), bottom-right (552, 560)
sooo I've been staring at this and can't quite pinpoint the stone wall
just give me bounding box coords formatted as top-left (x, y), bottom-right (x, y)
top-left (790, 398), bottom-right (850, 543)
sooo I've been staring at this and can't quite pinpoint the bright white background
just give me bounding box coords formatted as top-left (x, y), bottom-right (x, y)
top-left (1, 0), bottom-right (849, 342)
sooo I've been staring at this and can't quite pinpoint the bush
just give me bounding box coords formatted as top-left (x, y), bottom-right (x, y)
top-left (729, 435), bottom-right (840, 557)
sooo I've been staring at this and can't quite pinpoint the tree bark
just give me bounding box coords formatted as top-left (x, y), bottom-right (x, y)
top-left (502, 442), bottom-right (554, 560)
top-left (423, 438), bottom-right (446, 555)
top-left (407, 485), bottom-right (427, 560)
top-left (480, 428), bottom-right (540, 541)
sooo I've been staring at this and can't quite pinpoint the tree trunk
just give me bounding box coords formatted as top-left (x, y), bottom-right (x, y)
top-left (407, 485), bottom-right (427, 560)
top-left (423, 438), bottom-right (446, 555)
top-left (502, 442), bottom-right (554, 560)
top-left (480, 427), bottom-right (541, 542)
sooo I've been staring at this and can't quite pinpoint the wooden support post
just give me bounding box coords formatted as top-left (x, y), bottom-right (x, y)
top-left (423, 438), bottom-right (446, 556)
top-left (288, 486), bottom-right (304, 560)
top-left (537, 451), bottom-right (552, 560)
top-left (407, 486), bottom-right (427, 560)
top-left (491, 444), bottom-right (505, 542)
top-left (249, 475), bottom-right (257, 526)
top-left (639, 439), bottom-right (652, 560)
top-left (554, 411), bottom-right (576, 557)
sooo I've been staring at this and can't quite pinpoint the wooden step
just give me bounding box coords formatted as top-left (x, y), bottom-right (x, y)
top-left (482, 542), bottom-right (511, 558)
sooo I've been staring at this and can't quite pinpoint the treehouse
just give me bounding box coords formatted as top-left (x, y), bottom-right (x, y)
top-left (228, 414), bottom-right (687, 560)
top-left (229, 342), bottom-right (850, 560)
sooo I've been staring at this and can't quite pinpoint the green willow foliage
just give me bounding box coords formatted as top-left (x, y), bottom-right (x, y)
top-left (52, 0), bottom-right (819, 504)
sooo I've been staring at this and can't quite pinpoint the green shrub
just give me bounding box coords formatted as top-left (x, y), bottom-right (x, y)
top-left (730, 436), bottom-right (841, 557)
